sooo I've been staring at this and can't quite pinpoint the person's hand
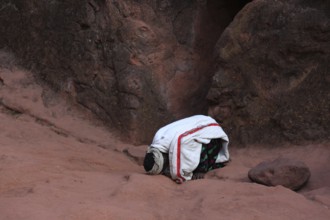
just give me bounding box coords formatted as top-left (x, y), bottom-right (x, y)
top-left (192, 172), bottom-right (205, 180)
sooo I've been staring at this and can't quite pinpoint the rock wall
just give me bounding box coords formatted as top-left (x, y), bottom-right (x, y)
top-left (208, 0), bottom-right (330, 145)
top-left (0, 0), bottom-right (246, 144)
top-left (0, 0), bottom-right (329, 145)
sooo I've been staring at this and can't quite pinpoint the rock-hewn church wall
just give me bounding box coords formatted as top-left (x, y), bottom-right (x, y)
top-left (0, 0), bottom-right (329, 145)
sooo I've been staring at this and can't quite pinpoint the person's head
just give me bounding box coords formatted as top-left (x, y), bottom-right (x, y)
top-left (143, 147), bottom-right (168, 175)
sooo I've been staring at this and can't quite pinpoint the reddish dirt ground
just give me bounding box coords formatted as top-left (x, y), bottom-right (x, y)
top-left (0, 67), bottom-right (329, 220)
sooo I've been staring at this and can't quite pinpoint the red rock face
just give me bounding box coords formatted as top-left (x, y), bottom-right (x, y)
top-left (209, 0), bottom-right (330, 145)
top-left (0, 0), bottom-right (328, 145)
top-left (0, 0), bottom-right (247, 144)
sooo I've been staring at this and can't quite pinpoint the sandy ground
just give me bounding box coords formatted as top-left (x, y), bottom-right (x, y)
top-left (0, 67), bottom-right (330, 220)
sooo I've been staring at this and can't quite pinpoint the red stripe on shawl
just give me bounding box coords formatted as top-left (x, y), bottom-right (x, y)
top-left (176, 123), bottom-right (220, 182)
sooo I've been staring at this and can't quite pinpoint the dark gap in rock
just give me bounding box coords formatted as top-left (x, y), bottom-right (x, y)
top-left (80, 23), bottom-right (90, 30)
top-left (193, 0), bottom-right (252, 112)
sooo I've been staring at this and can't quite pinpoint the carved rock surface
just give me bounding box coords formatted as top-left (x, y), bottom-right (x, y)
top-left (0, 0), bottom-right (247, 144)
top-left (248, 157), bottom-right (311, 191)
top-left (208, 0), bottom-right (330, 145)
top-left (0, 0), bottom-right (329, 145)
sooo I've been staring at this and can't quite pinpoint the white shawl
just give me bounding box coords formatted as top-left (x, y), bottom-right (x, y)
top-left (150, 115), bottom-right (229, 182)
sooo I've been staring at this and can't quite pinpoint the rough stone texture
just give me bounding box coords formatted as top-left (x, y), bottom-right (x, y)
top-left (248, 157), bottom-right (311, 191)
top-left (208, 0), bottom-right (330, 145)
top-left (0, 0), bottom-right (247, 144)
top-left (0, 0), bottom-right (329, 145)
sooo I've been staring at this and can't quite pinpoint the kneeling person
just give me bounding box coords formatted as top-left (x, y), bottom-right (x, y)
top-left (143, 115), bottom-right (230, 183)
